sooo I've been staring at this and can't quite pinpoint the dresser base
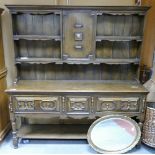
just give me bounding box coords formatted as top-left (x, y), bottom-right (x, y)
top-left (6, 80), bottom-right (148, 148)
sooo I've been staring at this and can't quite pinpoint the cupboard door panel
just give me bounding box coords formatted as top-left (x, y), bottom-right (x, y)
top-left (63, 11), bottom-right (95, 60)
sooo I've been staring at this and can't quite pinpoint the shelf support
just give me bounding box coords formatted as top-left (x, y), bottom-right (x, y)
top-left (9, 97), bottom-right (18, 148)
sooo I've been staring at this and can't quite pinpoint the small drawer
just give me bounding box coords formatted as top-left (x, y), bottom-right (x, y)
top-left (13, 96), bottom-right (60, 112)
top-left (96, 97), bottom-right (140, 112)
top-left (65, 96), bottom-right (91, 114)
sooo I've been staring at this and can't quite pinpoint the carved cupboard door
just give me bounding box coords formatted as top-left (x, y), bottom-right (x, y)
top-left (63, 10), bottom-right (96, 60)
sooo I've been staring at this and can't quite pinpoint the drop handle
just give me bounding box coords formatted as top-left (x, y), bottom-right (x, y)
top-left (74, 45), bottom-right (83, 50)
top-left (74, 24), bottom-right (83, 28)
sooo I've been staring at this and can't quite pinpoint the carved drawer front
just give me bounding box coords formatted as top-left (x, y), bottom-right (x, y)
top-left (14, 96), bottom-right (60, 112)
top-left (63, 11), bottom-right (95, 60)
top-left (120, 98), bottom-right (140, 111)
top-left (66, 96), bottom-right (91, 114)
top-left (96, 97), bottom-right (140, 112)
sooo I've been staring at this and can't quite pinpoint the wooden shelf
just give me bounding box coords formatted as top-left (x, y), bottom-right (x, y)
top-left (96, 36), bottom-right (142, 42)
top-left (15, 58), bottom-right (140, 65)
top-left (95, 58), bottom-right (140, 64)
top-left (6, 80), bottom-right (148, 94)
top-left (16, 58), bottom-right (61, 64)
top-left (13, 35), bottom-right (142, 42)
top-left (96, 11), bottom-right (146, 16)
top-left (13, 35), bottom-right (61, 41)
top-left (17, 124), bottom-right (89, 139)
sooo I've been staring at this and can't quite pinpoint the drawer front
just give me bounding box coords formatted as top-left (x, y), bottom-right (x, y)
top-left (66, 96), bottom-right (91, 114)
top-left (12, 95), bottom-right (142, 115)
top-left (63, 11), bottom-right (95, 60)
top-left (13, 96), bottom-right (60, 112)
top-left (96, 97), bottom-right (140, 112)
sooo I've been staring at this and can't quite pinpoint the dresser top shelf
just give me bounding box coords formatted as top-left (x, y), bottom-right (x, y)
top-left (6, 80), bottom-right (148, 94)
top-left (6, 5), bottom-right (149, 11)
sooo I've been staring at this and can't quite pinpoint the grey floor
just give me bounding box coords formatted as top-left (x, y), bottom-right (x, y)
top-left (0, 132), bottom-right (155, 154)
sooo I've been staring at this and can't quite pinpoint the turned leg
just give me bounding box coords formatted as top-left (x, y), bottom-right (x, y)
top-left (12, 121), bottom-right (18, 149)
top-left (9, 97), bottom-right (18, 149)
top-left (136, 122), bottom-right (143, 148)
top-left (136, 115), bottom-right (144, 148)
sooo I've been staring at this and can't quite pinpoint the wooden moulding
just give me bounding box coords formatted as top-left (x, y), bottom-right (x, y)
top-left (6, 5), bottom-right (150, 12)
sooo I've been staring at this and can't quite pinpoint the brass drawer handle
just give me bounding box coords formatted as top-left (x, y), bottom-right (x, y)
top-left (74, 45), bottom-right (83, 50)
top-left (74, 24), bottom-right (83, 28)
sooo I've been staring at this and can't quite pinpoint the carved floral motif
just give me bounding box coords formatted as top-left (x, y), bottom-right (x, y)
top-left (97, 97), bottom-right (139, 111)
top-left (71, 102), bottom-right (86, 111)
top-left (121, 99), bottom-right (138, 111)
top-left (17, 100), bottom-right (34, 110)
top-left (67, 97), bottom-right (90, 112)
top-left (40, 101), bottom-right (57, 111)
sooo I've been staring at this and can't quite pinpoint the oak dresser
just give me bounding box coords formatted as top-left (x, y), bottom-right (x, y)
top-left (5, 5), bottom-right (149, 148)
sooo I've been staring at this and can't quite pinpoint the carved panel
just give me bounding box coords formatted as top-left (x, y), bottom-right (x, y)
top-left (97, 97), bottom-right (139, 112)
top-left (120, 98), bottom-right (139, 111)
top-left (63, 11), bottom-right (95, 60)
top-left (97, 98), bottom-right (116, 111)
top-left (66, 96), bottom-right (91, 113)
top-left (40, 97), bottom-right (59, 111)
top-left (14, 96), bottom-right (60, 112)
top-left (15, 97), bottom-right (34, 111)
